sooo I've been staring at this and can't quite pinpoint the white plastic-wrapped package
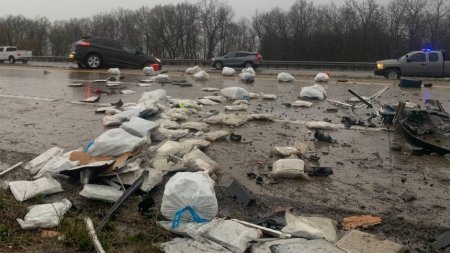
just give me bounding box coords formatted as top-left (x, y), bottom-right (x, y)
top-left (25, 147), bottom-right (64, 174)
top-left (204, 219), bottom-right (263, 253)
top-left (181, 122), bottom-right (209, 131)
top-left (222, 67), bottom-right (235, 76)
top-left (107, 68), bottom-right (120, 76)
top-left (120, 116), bottom-right (159, 138)
top-left (17, 198), bottom-right (72, 229)
top-left (198, 98), bottom-right (219, 105)
top-left (79, 184), bottom-right (123, 203)
top-left (261, 93), bottom-right (277, 100)
top-left (221, 87), bottom-right (250, 100)
top-left (161, 172), bottom-right (218, 224)
top-left (281, 212), bottom-right (338, 242)
top-left (203, 114), bottom-right (248, 127)
top-left (151, 74), bottom-right (170, 83)
top-left (269, 159), bottom-right (307, 179)
top-left (143, 66), bottom-right (155, 76)
top-left (34, 155), bottom-right (78, 179)
top-left (204, 130), bottom-right (231, 142)
top-left (193, 71), bottom-right (210, 81)
top-left (278, 72), bottom-right (295, 82)
top-left (183, 148), bottom-right (219, 174)
top-left (299, 84), bottom-right (326, 100)
top-left (291, 100), bottom-right (313, 107)
top-left (314, 72), bottom-right (329, 82)
top-left (8, 177), bottom-right (63, 202)
top-left (242, 67), bottom-right (256, 75)
top-left (102, 115), bottom-right (124, 127)
top-left (139, 89), bottom-right (167, 103)
top-left (203, 96), bottom-right (227, 103)
top-left (186, 66), bottom-right (202, 75)
top-left (305, 121), bottom-right (339, 130)
top-left (225, 104), bottom-right (248, 111)
top-left (160, 238), bottom-right (232, 253)
top-left (239, 72), bottom-right (255, 83)
top-left (87, 128), bottom-right (146, 157)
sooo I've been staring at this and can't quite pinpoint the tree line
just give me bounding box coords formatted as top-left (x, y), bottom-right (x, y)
top-left (0, 0), bottom-right (449, 61)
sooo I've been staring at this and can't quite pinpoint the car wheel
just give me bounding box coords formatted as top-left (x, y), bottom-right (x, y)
top-left (214, 61), bottom-right (224, 70)
top-left (385, 69), bottom-right (400, 80)
top-left (8, 56), bottom-right (16, 64)
top-left (244, 61), bottom-right (254, 68)
top-left (85, 54), bottom-right (102, 69)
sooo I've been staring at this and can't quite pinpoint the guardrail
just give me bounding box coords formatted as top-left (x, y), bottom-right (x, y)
top-left (30, 56), bottom-right (376, 70)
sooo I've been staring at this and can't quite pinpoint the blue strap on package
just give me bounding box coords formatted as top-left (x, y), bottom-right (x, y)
top-left (171, 206), bottom-right (209, 228)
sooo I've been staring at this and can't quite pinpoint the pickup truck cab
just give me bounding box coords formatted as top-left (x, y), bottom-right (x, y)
top-left (0, 46), bottom-right (32, 64)
top-left (375, 50), bottom-right (450, 79)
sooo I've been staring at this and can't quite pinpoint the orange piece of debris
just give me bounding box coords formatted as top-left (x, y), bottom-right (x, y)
top-left (342, 215), bottom-right (382, 230)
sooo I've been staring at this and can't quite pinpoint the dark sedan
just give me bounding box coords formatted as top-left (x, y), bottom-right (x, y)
top-left (68, 36), bottom-right (161, 69)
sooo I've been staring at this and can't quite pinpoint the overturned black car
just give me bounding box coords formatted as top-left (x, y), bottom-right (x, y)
top-left (68, 36), bottom-right (161, 69)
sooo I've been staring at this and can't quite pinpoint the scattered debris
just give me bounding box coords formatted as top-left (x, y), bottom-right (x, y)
top-left (306, 121), bottom-right (339, 130)
top-left (80, 95), bottom-right (100, 103)
top-left (292, 100), bottom-right (313, 108)
top-left (252, 238), bottom-right (344, 253)
top-left (269, 159), bottom-right (308, 180)
top-left (8, 177), bottom-right (63, 202)
top-left (143, 66), bottom-right (155, 76)
top-left (79, 184), bottom-right (123, 203)
top-left (336, 230), bottom-right (406, 253)
top-left (399, 79), bottom-right (422, 88)
top-left (85, 217), bottom-right (106, 253)
top-left (222, 67), bottom-right (235, 76)
top-left (193, 70), bottom-right (210, 81)
top-left (67, 83), bottom-right (84, 87)
top-left (282, 212), bottom-right (338, 242)
top-left (229, 133), bottom-right (242, 142)
top-left (225, 104), bottom-right (248, 111)
top-left (314, 72), bottom-right (330, 82)
top-left (341, 215), bottom-right (382, 230)
top-left (17, 198), bottom-right (72, 229)
top-left (121, 89), bottom-right (138, 95)
top-left (0, 161), bottom-right (23, 176)
top-left (185, 66), bottom-right (202, 75)
top-left (431, 231), bottom-right (450, 250)
top-left (314, 130), bottom-right (335, 143)
top-left (278, 72), bottom-right (295, 82)
top-left (221, 87), bottom-right (250, 100)
top-left (202, 87), bottom-right (220, 92)
top-left (306, 167), bottom-right (334, 177)
top-left (400, 191), bottom-right (417, 202)
top-left (225, 180), bottom-right (254, 206)
top-left (300, 84), bottom-right (326, 100)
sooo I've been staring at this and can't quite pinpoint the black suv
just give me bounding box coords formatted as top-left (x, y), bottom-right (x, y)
top-left (69, 36), bottom-right (161, 69)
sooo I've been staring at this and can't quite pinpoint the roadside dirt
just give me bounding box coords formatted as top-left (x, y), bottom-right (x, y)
top-left (0, 66), bottom-right (449, 252)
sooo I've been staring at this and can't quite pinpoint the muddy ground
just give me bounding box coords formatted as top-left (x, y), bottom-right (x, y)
top-left (0, 65), bottom-right (449, 252)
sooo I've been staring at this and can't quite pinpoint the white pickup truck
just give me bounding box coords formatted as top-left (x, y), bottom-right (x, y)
top-left (0, 46), bottom-right (32, 64)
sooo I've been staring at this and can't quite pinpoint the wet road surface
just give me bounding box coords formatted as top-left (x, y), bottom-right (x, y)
top-left (0, 64), bottom-right (449, 250)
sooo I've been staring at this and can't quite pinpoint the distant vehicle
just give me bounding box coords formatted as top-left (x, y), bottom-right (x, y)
top-left (0, 46), bottom-right (32, 64)
top-left (68, 36), bottom-right (161, 69)
top-left (375, 49), bottom-right (450, 79)
top-left (212, 51), bottom-right (262, 69)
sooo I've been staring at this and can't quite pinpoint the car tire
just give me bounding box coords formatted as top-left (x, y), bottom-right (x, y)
top-left (214, 61), bottom-right (224, 70)
top-left (385, 69), bottom-right (400, 80)
top-left (85, 54), bottom-right (102, 69)
top-left (8, 56), bottom-right (16, 64)
top-left (244, 61), bottom-right (254, 68)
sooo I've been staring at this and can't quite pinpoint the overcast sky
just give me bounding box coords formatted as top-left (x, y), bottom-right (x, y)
top-left (0, 0), bottom-right (355, 21)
